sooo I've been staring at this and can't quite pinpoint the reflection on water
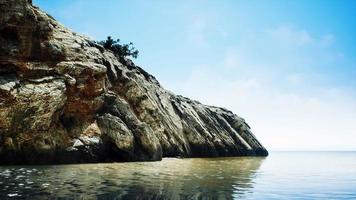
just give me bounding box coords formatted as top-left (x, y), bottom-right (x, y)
top-left (1, 152), bottom-right (356, 199)
top-left (0, 157), bottom-right (264, 199)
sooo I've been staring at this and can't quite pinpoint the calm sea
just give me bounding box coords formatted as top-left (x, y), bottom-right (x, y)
top-left (0, 152), bottom-right (355, 199)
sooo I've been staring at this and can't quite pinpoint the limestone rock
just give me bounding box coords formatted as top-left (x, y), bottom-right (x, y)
top-left (0, 0), bottom-right (267, 164)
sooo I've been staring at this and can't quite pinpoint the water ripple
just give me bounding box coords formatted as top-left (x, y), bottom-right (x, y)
top-left (0, 153), bottom-right (355, 199)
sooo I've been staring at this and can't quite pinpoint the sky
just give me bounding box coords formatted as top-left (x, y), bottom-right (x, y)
top-left (33, 0), bottom-right (356, 151)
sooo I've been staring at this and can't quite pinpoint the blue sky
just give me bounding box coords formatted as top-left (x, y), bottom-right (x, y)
top-left (34, 0), bottom-right (356, 151)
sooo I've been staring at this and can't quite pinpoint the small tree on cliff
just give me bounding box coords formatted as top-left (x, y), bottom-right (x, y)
top-left (99, 36), bottom-right (139, 59)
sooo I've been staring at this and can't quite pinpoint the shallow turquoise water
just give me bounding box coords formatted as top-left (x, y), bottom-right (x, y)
top-left (0, 152), bottom-right (355, 199)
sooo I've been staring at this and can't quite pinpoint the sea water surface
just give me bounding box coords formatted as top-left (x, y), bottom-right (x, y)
top-left (0, 152), bottom-right (355, 199)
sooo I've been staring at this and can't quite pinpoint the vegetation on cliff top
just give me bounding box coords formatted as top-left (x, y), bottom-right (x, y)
top-left (98, 36), bottom-right (139, 59)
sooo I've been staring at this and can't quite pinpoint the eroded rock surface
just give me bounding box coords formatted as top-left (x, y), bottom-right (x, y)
top-left (0, 0), bottom-right (267, 164)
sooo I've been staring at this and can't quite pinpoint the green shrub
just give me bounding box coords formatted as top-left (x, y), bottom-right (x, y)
top-left (98, 36), bottom-right (139, 59)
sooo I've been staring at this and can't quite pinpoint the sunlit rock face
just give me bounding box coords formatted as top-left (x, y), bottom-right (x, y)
top-left (0, 0), bottom-right (268, 164)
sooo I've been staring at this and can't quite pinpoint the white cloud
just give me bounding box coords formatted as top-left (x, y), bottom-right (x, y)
top-left (167, 25), bottom-right (356, 151)
top-left (170, 68), bottom-right (356, 151)
top-left (184, 14), bottom-right (229, 46)
top-left (285, 73), bottom-right (305, 85)
top-left (267, 26), bottom-right (336, 48)
top-left (186, 16), bottom-right (208, 46)
top-left (267, 26), bottom-right (313, 46)
top-left (223, 50), bottom-right (242, 69)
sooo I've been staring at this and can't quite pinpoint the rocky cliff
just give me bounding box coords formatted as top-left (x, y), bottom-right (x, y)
top-left (0, 0), bottom-right (268, 164)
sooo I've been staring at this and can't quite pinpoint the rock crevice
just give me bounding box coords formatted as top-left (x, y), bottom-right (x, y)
top-left (0, 0), bottom-right (268, 164)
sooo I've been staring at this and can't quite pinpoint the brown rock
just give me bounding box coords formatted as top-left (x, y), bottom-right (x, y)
top-left (0, 0), bottom-right (267, 164)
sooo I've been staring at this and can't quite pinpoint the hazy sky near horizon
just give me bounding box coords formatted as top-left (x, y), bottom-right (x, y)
top-left (34, 0), bottom-right (356, 151)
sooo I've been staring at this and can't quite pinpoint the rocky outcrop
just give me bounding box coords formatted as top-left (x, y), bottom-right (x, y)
top-left (0, 0), bottom-right (268, 164)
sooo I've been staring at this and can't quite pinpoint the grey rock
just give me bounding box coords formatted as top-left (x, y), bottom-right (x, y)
top-left (0, 0), bottom-right (267, 165)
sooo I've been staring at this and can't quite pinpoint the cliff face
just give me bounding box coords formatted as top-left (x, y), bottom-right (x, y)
top-left (0, 0), bottom-right (268, 164)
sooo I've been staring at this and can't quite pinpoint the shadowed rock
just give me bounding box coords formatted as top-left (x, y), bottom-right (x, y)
top-left (0, 0), bottom-right (267, 164)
